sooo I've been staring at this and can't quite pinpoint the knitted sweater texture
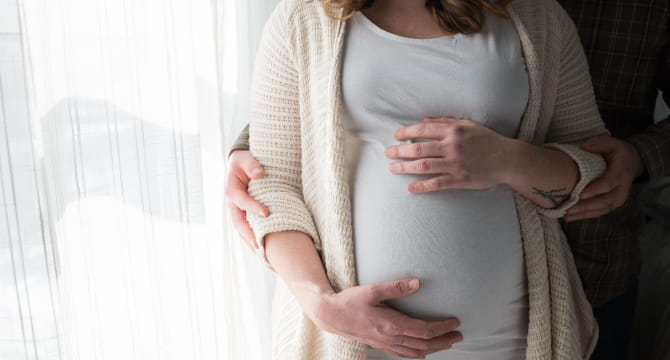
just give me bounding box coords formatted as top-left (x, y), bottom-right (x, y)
top-left (246, 0), bottom-right (610, 359)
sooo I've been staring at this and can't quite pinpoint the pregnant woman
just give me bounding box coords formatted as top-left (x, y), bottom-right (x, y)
top-left (344, 3), bottom-right (529, 359)
top-left (244, 0), bottom-right (608, 359)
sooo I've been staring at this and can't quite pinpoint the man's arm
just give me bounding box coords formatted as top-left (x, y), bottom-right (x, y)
top-left (565, 22), bottom-right (670, 221)
top-left (225, 147), bottom-right (267, 250)
top-left (627, 29), bottom-right (670, 181)
top-left (225, 125), bottom-right (264, 250)
top-left (228, 124), bottom-right (250, 156)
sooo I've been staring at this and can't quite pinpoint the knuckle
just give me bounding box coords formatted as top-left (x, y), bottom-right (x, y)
top-left (417, 340), bottom-right (432, 351)
top-left (417, 123), bottom-right (427, 136)
top-left (604, 181), bottom-right (617, 191)
top-left (373, 323), bottom-right (386, 336)
top-left (383, 322), bottom-right (398, 335)
top-left (416, 160), bottom-right (430, 172)
top-left (427, 325), bottom-right (439, 338)
top-left (411, 144), bottom-right (423, 157)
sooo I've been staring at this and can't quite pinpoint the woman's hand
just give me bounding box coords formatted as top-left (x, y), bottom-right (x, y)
top-left (385, 117), bottom-right (515, 193)
top-left (310, 279), bottom-right (463, 359)
top-left (264, 231), bottom-right (463, 359)
top-left (386, 117), bottom-right (581, 209)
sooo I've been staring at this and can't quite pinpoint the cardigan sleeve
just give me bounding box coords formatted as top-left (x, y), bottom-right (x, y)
top-left (244, 3), bottom-right (321, 271)
top-left (538, 10), bottom-right (610, 218)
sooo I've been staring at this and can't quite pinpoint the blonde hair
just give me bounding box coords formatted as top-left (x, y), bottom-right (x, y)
top-left (321, 0), bottom-right (512, 34)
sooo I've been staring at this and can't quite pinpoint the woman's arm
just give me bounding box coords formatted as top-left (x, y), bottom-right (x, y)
top-left (263, 230), bottom-right (463, 359)
top-left (244, 4), bottom-right (461, 358)
top-left (503, 139), bottom-right (579, 208)
top-left (386, 117), bottom-right (581, 209)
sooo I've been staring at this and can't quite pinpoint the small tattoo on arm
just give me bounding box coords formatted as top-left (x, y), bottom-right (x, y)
top-left (532, 187), bottom-right (570, 207)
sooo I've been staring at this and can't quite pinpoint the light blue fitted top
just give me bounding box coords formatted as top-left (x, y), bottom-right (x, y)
top-left (342, 11), bottom-right (531, 360)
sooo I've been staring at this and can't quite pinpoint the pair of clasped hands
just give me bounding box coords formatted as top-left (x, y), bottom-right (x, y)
top-left (226, 117), bottom-right (644, 359)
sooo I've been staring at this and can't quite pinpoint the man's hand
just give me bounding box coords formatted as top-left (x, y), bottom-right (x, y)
top-left (225, 150), bottom-right (268, 250)
top-left (312, 279), bottom-right (463, 359)
top-left (564, 136), bottom-right (646, 222)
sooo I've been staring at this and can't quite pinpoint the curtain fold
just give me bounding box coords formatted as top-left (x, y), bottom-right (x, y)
top-left (2, 1), bottom-right (670, 360)
top-left (2, 0), bottom-right (278, 358)
top-left (1, 0), bottom-right (63, 358)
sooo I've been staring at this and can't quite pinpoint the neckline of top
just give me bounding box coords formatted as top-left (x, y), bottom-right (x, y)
top-left (352, 11), bottom-right (470, 44)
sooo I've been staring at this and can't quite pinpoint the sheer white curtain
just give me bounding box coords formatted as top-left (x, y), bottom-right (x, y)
top-left (1, 0), bottom-right (278, 359)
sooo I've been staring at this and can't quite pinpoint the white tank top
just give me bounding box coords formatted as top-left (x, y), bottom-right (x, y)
top-left (342, 10), bottom-right (530, 360)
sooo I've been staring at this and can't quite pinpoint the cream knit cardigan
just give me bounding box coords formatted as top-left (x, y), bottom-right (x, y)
top-left (246, 0), bottom-right (610, 359)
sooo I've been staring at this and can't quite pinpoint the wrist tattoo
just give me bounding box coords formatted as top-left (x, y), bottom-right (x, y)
top-left (532, 187), bottom-right (569, 207)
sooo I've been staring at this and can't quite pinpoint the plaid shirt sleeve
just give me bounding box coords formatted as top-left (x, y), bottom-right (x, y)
top-left (228, 124), bottom-right (251, 157)
top-left (627, 20), bottom-right (670, 180)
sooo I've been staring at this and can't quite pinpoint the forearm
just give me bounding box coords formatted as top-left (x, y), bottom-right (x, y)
top-left (264, 230), bottom-right (335, 319)
top-left (228, 124), bottom-right (250, 157)
top-left (627, 115), bottom-right (670, 180)
top-left (502, 139), bottom-right (579, 209)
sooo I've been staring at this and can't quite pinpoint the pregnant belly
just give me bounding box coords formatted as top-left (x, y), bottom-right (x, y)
top-left (349, 142), bottom-right (529, 352)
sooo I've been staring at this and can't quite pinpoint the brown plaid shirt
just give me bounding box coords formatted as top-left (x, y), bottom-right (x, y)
top-left (557, 0), bottom-right (670, 307)
top-left (231, 0), bottom-right (670, 308)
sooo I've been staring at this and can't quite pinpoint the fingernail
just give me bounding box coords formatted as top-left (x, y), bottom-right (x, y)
top-left (409, 279), bottom-right (420, 290)
top-left (251, 168), bottom-right (262, 177)
top-left (257, 208), bottom-right (267, 217)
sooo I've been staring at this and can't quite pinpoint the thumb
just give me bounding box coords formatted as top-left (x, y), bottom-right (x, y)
top-left (369, 278), bottom-right (421, 302)
top-left (580, 136), bottom-right (616, 153)
top-left (423, 117), bottom-right (457, 124)
top-left (237, 151), bottom-right (264, 179)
